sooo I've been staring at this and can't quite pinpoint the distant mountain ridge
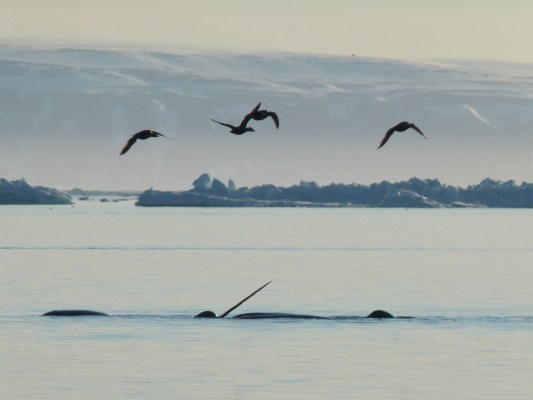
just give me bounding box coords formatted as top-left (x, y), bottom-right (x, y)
top-left (136, 174), bottom-right (533, 208)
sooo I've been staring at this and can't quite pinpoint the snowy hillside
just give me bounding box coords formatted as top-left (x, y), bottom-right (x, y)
top-left (1, 44), bottom-right (533, 190)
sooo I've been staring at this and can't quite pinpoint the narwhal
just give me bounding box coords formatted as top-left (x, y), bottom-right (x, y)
top-left (194, 281), bottom-right (396, 319)
top-left (42, 281), bottom-right (274, 318)
top-left (43, 281), bottom-right (397, 319)
top-left (194, 280), bottom-right (273, 318)
top-left (43, 309), bottom-right (108, 316)
top-left (231, 310), bottom-right (395, 319)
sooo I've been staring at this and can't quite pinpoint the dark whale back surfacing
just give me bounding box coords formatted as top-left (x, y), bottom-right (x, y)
top-left (233, 312), bottom-right (329, 320)
top-left (366, 309), bottom-right (394, 319)
top-left (42, 309), bottom-right (395, 319)
top-left (232, 310), bottom-right (395, 320)
top-left (191, 281), bottom-right (397, 320)
top-left (43, 310), bottom-right (108, 317)
top-left (194, 310), bottom-right (217, 318)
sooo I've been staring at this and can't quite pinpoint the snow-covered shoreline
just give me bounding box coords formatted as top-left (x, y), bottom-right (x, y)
top-left (135, 174), bottom-right (533, 208)
top-left (0, 178), bottom-right (71, 204)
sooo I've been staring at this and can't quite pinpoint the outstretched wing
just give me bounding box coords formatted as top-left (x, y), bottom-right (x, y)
top-left (251, 102), bottom-right (261, 113)
top-left (157, 132), bottom-right (172, 139)
top-left (267, 111), bottom-right (280, 129)
top-left (119, 136), bottom-right (138, 155)
top-left (410, 124), bottom-right (428, 139)
top-left (378, 127), bottom-right (397, 149)
top-left (240, 102), bottom-right (262, 128)
top-left (210, 119), bottom-right (236, 130)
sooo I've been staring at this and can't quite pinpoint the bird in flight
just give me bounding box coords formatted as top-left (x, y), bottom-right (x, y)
top-left (210, 103), bottom-right (260, 135)
top-left (119, 130), bottom-right (171, 155)
top-left (249, 102), bottom-right (279, 129)
top-left (378, 121), bottom-right (427, 149)
top-left (210, 117), bottom-right (256, 135)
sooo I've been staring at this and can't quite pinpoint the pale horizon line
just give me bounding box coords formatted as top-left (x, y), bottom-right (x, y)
top-left (3, 38), bottom-right (533, 67)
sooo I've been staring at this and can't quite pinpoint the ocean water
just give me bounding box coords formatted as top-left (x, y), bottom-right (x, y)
top-left (1, 199), bottom-right (533, 399)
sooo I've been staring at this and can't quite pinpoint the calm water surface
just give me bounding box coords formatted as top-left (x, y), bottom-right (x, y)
top-left (1, 199), bottom-right (533, 399)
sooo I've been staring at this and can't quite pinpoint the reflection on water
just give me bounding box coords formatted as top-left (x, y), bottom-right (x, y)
top-left (1, 201), bottom-right (533, 399)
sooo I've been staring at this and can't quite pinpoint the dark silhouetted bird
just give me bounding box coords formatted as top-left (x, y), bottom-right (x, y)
top-left (210, 118), bottom-right (256, 135)
top-left (210, 103), bottom-right (263, 135)
top-left (119, 130), bottom-right (171, 155)
top-left (249, 102), bottom-right (279, 129)
top-left (378, 121), bottom-right (427, 149)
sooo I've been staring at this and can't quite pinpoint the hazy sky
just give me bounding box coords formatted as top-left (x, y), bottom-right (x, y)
top-left (2, 1), bottom-right (533, 190)
top-left (2, 0), bottom-right (533, 63)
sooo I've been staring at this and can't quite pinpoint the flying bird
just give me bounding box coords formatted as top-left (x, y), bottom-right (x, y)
top-left (210, 103), bottom-right (260, 135)
top-left (250, 102), bottom-right (279, 129)
top-left (378, 121), bottom-right (427, 149)
top-left (119, 130), bottom-right (171, 155)
top-left (210, 118), bottom-right (256, 135)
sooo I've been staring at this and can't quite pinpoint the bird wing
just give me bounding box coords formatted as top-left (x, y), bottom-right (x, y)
top-left (251, 102), bottom-right (261, 113)
top-left (210, 119), bottom-right (236, 130)
top-left (410, 124), bottom-right (428, 138)
top-left (240, 102), bottom-right (261, 128)
top-left (267, 112), bottom-right (280, 129)
top-left (119, 136), bottom-right (138, 155)
top-left (378, 127), bottom-right (397, 149)
top-left (153, 130), bottom-right (173, 140)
